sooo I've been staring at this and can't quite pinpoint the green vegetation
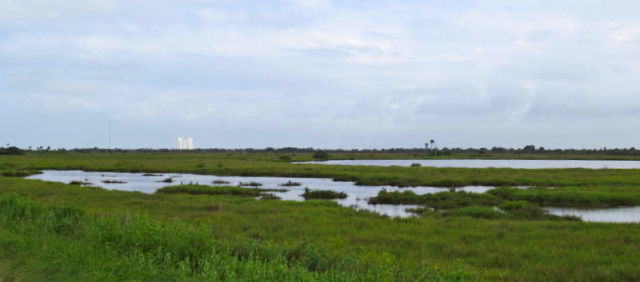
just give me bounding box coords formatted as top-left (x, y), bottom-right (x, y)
top-left (0, 194), bottom-right (397, 281)
top-left (312, 150), bottom-right (330, 160)
top-left (2, 152), bottom-right (640, 281)
top-left (301, 188), bottom-right (348, 200)
top-left (488, 187), bottom-right (640, 208)
top-left (369, 190), bottom-right (501, 210)
top-left (7, 151), bottom-right (640, 188)
top-left (157, 185), bottom-right (285, 197)
top-left (239, 181), bottom-right (263, 187)
top-left (69, 180), bottom-right (92, 186)
top-left (101, 180), bottom-right (127, 184)
top-left (1, 177), bottom-right (640, 281)
top-left (213, 179), bottom-right (231, 184)
top-left (281, 181), bottom-right (302, 187)
top-left (0, 146), bottom-right (24, 155)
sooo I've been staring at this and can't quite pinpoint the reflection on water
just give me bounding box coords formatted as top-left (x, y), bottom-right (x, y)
top-left (544, 206), bottom-right (640, 223)
top-left (27, 170), bottom-right (485, 218)
top-left (299, 159), bottom-right (640, 169)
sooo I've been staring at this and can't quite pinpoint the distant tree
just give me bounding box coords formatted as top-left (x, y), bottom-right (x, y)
top-left (0, 146), bottom-right (24, 155)
top-left (522, 145), bottom-right (536, 153)
top-left (312, 150), bottom-right (329, 160)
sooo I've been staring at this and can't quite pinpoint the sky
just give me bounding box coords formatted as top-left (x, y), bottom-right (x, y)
top-left (1, 0), bottom-right (640, 149)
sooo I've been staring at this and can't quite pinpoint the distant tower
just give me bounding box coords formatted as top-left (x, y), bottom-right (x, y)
top-left (176, 137), bottom-right (193, 150)
top-left (176, 137), bottom-right (181, 150)
top-left (186, 138), bottom-right (193, 150)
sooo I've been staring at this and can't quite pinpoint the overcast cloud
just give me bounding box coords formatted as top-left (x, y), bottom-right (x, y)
top-left (2, 0), bottom-right (639, 149)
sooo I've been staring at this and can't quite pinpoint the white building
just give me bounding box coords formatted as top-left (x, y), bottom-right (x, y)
top-left (176, 137), bottom-right (194, 150)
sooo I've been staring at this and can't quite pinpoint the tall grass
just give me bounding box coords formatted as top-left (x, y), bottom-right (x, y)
top-left (1, 194), bottom-right (454, 281)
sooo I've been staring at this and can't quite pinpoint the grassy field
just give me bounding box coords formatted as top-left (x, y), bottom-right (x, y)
top-left (1, 152), bottom-right (640, 281)
top-left (4, 152), bottom-right (640, 188)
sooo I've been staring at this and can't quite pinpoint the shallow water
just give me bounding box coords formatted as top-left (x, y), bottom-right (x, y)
top-left (27, 170), bottom-right (487, 218)
top-left (544, 206), bottom-right (640, 223)
top-left (299, 159), bottom-right (640, 169)
top-left (25, 170), bottom-right (638, 222)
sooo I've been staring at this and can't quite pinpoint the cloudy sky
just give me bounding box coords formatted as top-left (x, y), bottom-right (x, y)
top-left (2, 0), bottom-right (639, 149)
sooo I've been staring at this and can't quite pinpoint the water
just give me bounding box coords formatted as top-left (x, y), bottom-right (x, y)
top-left (544, 207), bottom-right (640, 223)
top-left (299, 159), bottom-right (640, 169)
top-left (27, 170), bottom-right (490, 218)
top-left (25, 170), bottom-right (638, 222)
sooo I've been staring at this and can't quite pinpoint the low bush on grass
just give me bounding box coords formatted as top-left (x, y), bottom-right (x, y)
top-left (239, 181), bottom-right (263, 187)
top-left (312, 150), bottom-right (330, 160)
top-left (157, 185), bottom-right (263, 197)
top-left (301, 188), bottom-right (347, 200)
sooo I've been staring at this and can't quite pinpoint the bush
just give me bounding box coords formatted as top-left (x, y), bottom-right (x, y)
top-left (156, 185), bottom-right (263, 196)
top-left (312, 150), bottom-right (329, 160)
top-left (0, 146), bottom-right (24, 155)
top-left (301, 188), bottom-right (347, 200)
top-left (281, 181), bottom-right (302, 187)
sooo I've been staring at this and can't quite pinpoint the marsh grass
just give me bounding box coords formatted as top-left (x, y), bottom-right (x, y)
top-left (281, 181), bottom-right (302, 187)
top-left (369, 190), bottom-right (501, 210)
top-left (301, 188), bottom-right (347, 200)
top-left (101, 180), bottom-right (127, 184)
top-left (2, 178), bottom-right (640, 281)
top-left (159, 178), bottom-right (173, 183)
top-left (7, 152), bottom-right (640, 188)
top-left (488, 187), bottom-right (640, 208)
top-left (0, 194), bottom-right (408, 281)
top-left (157, 185), bottom-right (264, 197)
top-left (239, 181), bottom-right (263, 187)
top-left (4, 152), bottom-right (640, 281)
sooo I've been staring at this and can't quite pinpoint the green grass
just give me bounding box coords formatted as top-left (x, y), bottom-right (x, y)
top-left (2, 176), bottom-right (640, 281)
top-left (5, 152), bottom-right (640, 188)
top-left (488, 187), bottom-right (640, 208)
top-left (301, 188), bottom-right (348, 200)
top-left (157, 185), bottom-right (264, 196)
top-left (157, 185), bottom-right (285, 197)
top-left (369, 190), bottom-right (501, 210)
top-left (2, 152), bottom-right (640, 281)
top-left (0, 194), bottom-right (404, 281)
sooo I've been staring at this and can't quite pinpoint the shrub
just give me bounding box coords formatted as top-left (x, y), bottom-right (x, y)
top-left (156, 185), bottom-right (263, 197)
top-left (312, 150), bottom-right (329, 160)
top-left (0, 146), bottom-right (24, 155)
top-left (301, 188), bottom-right (347, 200)
top-left (239, 181), bottom-right (262, 187)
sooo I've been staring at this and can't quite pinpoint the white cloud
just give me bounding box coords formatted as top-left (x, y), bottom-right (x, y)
top-left (2, 0), bottom-right (640, 148)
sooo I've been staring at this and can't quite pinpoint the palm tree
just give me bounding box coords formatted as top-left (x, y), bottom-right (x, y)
top-left (430, 139), bottom-right (435, 150)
